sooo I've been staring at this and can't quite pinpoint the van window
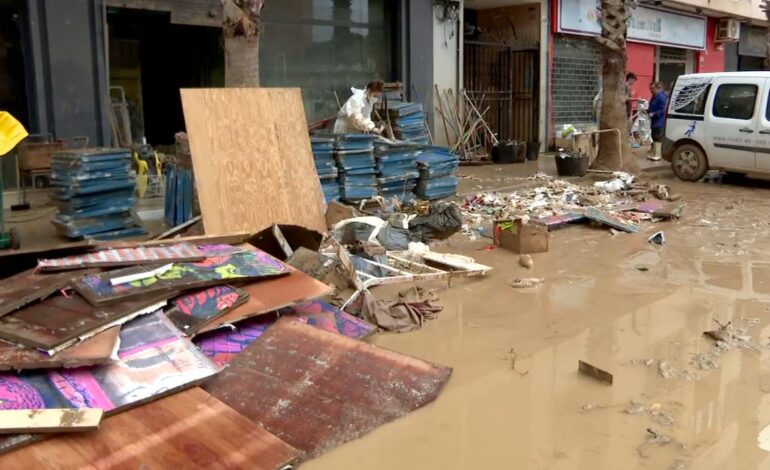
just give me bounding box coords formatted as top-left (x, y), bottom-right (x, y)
top-left (712, 84), bottom-right (758, 120)
top-left (672, 84), bottom-right (710, 115)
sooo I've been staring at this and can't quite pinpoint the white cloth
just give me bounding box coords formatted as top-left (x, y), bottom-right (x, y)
top-left (334, 87), bottom-right (377, 133)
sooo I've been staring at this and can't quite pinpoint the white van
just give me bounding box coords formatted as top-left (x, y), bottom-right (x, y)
top-left (664, 72), bottom-right (770, 181)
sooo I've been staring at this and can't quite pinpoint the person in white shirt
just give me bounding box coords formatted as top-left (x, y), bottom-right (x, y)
top-left (334, 79), bottom-right (385, 134)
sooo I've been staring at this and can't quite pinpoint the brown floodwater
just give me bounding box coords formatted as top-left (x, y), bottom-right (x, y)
top-left (304, 165), bottom-right (770, 469)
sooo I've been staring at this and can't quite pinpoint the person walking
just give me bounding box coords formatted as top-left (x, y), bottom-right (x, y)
top-left (647, 82), bottom-right (669, 161)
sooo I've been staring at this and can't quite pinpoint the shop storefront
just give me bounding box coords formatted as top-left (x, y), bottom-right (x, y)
top-left (733, 25), bottom-right (766, 71)
top-left (550, 0), bottom-right (724, 133)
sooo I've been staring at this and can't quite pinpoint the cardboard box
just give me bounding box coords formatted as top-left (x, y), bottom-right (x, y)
top-left (494, 219), bottom-right (549, 254)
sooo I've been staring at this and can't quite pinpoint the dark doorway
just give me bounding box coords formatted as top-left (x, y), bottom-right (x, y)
top-left (107, 8), bottom-right (224, 146)
top-left (658, 63), bottom-right (686, 93)
top-left (464, 41), bottom-right (539, 143)
top-left (0, 0), bottom-right (29, 190)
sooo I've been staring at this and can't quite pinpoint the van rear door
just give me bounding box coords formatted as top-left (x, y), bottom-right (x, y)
top-left (754, 79), bottom-right (770, 171)
top-left (705, 76), bottom-right (763, 170)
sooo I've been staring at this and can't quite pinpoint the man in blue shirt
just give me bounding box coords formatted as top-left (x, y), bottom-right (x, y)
top-left (648, 82), bottom-right (669, 161)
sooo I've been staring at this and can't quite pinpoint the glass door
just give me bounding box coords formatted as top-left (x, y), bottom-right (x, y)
top-left (656, 47), bottom-right (694, 93)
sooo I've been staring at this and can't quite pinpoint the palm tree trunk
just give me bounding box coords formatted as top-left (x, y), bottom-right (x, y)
top-left (593, 0), bottom-right (639, 171)
top-left (224, 36), bottom-right (260, 87)
top-left (221, 0), bottom-right (264, 88)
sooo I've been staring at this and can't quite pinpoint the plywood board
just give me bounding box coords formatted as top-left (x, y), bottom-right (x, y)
top-left (180, 88), bottom-right (327, 235)
top-left (71, 247), bottom-right (289, 306)
top-left (0, 409), bottom-right (103, 434)
top-left (0, 327), bottom-right (119, 372)
top-left (0, 269), bottom-right (93, 318)
top-left (0, 388), bottom-right (300, 468)
top-left (196, 265), bottom-right (333, 334)
top-left (0, 293), bottom-right (167, 354)
top-left (36, 243), bottom-right (205, 272)
top-left (203, 318), bottom-right (451, 459)
top-left (0, 313), bottom-right (220, 454)
top-left (166, 285), bottom-right (249, 336)
top-left (195, 300), bottom-right (376, 366)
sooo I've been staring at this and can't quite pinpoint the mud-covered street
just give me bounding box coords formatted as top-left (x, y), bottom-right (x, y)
top-left (305, 162), bottom-right (770, 470)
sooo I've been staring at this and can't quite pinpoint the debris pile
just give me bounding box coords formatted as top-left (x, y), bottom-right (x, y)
top-left (0, 237), bottom-right (453, 464)
top-left (461, 172), bottom-right (683, 236)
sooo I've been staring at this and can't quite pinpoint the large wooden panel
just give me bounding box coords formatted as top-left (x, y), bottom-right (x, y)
top-left (180, 88), bottom-right (327, 235)
top-left (204, 318), bottom-right (452, 459)
top-left (0, 388), bottom-right (300, 469)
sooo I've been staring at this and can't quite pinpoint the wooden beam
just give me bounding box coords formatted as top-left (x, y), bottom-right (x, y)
top-left (0, 409), bottom-right (103, 434)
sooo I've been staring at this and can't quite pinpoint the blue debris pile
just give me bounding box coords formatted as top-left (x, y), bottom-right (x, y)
top-left (374, 141), bottom-right (420, 204)
top-left (311, 136), bottom-right (340, 203)
top-left (387, 102), bottom-right (430, 145)
top-left (336, 134), bottom-right (378, 202)
top-left (415, 147), bottom-right (459, 200)
top-left (50, 148), bottom-right (147, 240)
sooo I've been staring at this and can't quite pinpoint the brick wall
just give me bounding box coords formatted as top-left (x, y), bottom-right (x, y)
top-left (551, 35), bottom-right (601, 128)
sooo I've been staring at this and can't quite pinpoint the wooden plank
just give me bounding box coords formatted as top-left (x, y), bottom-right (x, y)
top-left (180, 88), bottom-right (326, 235)
top-left (71, 246), bottom-right (289, 306)
top-left (203, 318), bottom-right (451, 460)
top-left (0, 409), bottom-right (103, 434)
top-left (36, 243), bottom-right (206, 272)
top-left (165, 285), bottom-right (249, 336)
top-left (0, 293), bottom-right (168, 355)
top-left (0, 269), bottom-right (94, 319)
top-left (0, 388), bottom-right (300, 468)
top-left (578, 360), bottom-right (614, 385)
top-left (196, 265), bottom-right (333, 334)
top-left (0, 313), bottom-right (220, 454)
top-left (0, 327), bottom-right (120, 372)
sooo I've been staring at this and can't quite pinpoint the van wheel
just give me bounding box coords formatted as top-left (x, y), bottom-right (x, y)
top-left (672, 144), bottom-right (709, 181)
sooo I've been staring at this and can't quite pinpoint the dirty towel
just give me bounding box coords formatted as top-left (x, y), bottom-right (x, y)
top-left (359, 287), bottom-right (443, 333)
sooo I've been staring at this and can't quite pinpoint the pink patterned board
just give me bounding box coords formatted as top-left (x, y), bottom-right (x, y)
top-left (166, 285), bottom-right (249, 336)
top-left (36, 244), bottom-right (206, 272)
top-left (195, 300), bottom-right (376, 366)
top-left (0, 312), bottom-right (220, 454)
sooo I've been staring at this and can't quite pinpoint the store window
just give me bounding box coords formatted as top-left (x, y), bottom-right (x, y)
top-left (712, 84), bottom-right (757, 120)
top-left (260, 0), bottom-right (397, 123)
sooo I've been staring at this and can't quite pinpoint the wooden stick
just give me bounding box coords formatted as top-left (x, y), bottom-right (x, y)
top-left (435, 85), bottom-right (452, 145)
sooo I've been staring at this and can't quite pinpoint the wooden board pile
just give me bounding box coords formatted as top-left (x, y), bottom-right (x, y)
top-left (375, 140), bottom-right (420, 204)
top-left (311, 136), bottom-right (340, 203)
top-left (50, 148), bottom-right (146, 240)
top-left (387, 102), bottom-right (430, 144)
top-left (0, 239), bottom-right (452, 467)
top-left (336, 134), bottom-right (379, 202)
top-left (416, 147), bottom-right (460, 200)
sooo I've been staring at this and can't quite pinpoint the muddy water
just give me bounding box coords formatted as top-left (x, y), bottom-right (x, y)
top-left (304, 168), bottom-right (770, 469)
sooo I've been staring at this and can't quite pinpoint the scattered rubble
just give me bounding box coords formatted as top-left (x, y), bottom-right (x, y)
top-left (519, 255), bottom-right (533, 269)
top-left (460, 173), bottom-right (683, 239)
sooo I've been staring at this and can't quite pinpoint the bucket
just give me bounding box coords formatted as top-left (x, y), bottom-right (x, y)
top-left (492, 141), bottom-right (526, 164)
top-left (555, 153), bottom-right (589, 177)
top-left (526, 142), bottom-right (540, 161)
